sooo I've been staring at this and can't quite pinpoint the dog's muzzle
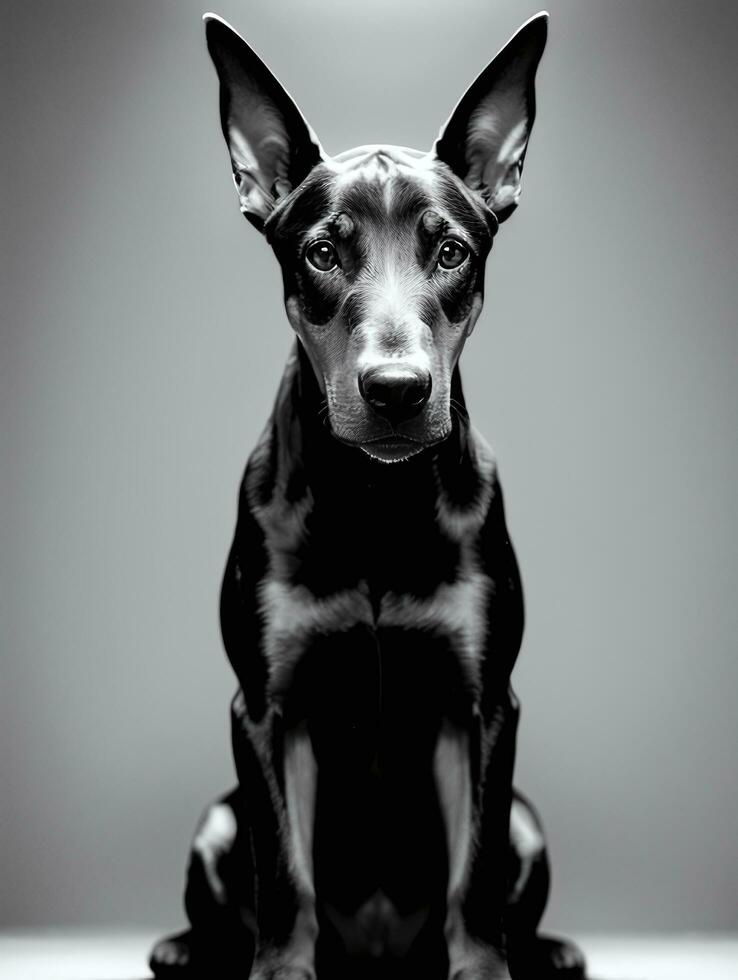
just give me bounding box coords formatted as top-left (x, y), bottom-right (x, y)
top-left (358, 366), bottom-right (432, 427)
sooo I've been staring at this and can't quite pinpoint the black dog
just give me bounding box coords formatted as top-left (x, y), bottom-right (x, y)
top-left (151, 11), bottom-right (585, 980)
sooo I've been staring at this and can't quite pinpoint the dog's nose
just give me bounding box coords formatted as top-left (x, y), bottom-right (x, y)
top-left (358, 367), bottom-right (432, 425)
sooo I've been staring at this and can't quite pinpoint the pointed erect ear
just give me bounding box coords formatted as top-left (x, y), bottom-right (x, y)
top-left (433, 12), bottom-right (548, 223)
top-left (204, 13), bottom-right (326, 231)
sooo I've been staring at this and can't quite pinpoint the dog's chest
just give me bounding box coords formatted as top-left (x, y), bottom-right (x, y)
top-left (256, 480), bottom-right (493, 703)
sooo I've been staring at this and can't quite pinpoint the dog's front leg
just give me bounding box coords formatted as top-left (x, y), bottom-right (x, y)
top-left (435, 698), bottom-right (518, 980)
top-left (248, 721), bottom-right (318, 980)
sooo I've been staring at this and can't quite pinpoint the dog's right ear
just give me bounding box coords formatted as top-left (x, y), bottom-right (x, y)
top-left (204, 14), bottom-right (325, 231)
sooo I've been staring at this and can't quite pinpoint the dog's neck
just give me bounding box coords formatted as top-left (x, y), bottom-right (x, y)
top-left (241, 341), bottom-right (486, 609)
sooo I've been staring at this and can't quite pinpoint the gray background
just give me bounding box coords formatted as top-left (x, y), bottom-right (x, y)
top-left (2, 0), bottom-right (737, 938)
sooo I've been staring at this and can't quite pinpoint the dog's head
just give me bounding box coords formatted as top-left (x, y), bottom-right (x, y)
top-left (205, 12), bottom-right (547, 463)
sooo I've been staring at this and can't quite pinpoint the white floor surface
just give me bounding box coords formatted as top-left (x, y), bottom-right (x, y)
top-left (0, 930), bottom-right (737, 979)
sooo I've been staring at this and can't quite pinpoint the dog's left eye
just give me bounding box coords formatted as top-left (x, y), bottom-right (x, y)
top-left (437, 239), bottom-right (469, 270)
top-left (306, 240), bottom-right (340, 272)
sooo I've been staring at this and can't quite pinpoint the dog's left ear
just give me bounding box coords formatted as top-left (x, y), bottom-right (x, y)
top-left (204, 13), bottom-right (326, 231)
top-left (433, 12), bottom-right (548, 222)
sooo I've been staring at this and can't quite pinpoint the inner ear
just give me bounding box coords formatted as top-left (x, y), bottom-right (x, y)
top-left (204, 14), bottom-right (326, 230)
top-left (433, 12), bottom-right (548, 223)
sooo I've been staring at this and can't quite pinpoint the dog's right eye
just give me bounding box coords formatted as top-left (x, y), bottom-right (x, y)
top-left (306, 240), bottom-right (340, 272)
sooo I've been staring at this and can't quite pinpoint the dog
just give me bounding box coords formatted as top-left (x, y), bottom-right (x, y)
top-left (150, 11), bottom-right (586, 980)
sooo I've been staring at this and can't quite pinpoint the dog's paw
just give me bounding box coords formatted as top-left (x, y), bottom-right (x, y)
top-left (452, 973), bottom-right (511, 980)
top-left (249, 949), bottom-right (314, 980)
top-left (449, 944), bottom-right (511, 980)
top-left (451, 971), bottom-right (512, 980)
top-left (539, 935), bottom-right (586, 976)
top-left (508, 934), bottom-right (586, 979)
top-left (149, 930), bottom-right (194, 974)
top-left (249, 967), bottom-right (313, 980)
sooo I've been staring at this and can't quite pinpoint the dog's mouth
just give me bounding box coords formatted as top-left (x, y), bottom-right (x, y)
top-left (359, 436), bottom-right (426, 464)
top-left (331, 427), bottom-right (452, 464)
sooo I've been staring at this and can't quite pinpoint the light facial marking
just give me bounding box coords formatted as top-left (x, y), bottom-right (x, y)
top-left (422, 208), bottom-right (444, 236)
top-left (334, 211), bottom-right (355, 239)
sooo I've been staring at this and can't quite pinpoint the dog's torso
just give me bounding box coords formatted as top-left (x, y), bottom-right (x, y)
top-left (222, 344), bottom-right (523, 951)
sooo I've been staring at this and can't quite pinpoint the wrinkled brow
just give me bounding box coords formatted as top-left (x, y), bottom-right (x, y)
top-left (335, 175), bottom-right (433, 228)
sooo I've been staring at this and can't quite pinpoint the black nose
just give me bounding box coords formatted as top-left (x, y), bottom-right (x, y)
top-left (358, 367), bottom-right (432, 425)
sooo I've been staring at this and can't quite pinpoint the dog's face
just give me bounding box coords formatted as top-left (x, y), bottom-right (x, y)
top-left (267, 146), bottom-right (494, 461)
top-left (205, 13), bottom-right (547, 462)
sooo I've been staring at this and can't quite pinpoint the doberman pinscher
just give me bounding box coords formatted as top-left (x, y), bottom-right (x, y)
top-left (150, 11), bottom-right (586, 980)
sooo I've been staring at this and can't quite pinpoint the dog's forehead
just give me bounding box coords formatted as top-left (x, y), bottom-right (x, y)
top-left (329, 146), bottom-right (438, 216)
top-left (331, 144), bottom-right (429, 168)
top-left (268, 145), bottom-right (491, 245)
top-left (327, 146), bottom-right (433, 222)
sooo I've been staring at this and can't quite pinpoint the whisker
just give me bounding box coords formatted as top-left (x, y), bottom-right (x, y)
top-left (317, 401), bottom-right (332, 429)
top-left (450, 398), bottom-right (469, 422)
